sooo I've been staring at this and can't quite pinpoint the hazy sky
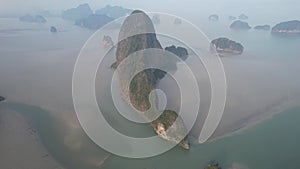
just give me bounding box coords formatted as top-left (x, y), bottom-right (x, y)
top-left (0, 0), bottom-right (299, 17)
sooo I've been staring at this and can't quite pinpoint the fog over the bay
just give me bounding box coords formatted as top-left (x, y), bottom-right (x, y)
top-left (1, 0), bottom-right (300, 17)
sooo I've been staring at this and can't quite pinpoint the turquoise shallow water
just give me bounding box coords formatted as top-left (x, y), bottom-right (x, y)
top-left (1, 102), bottom-right (300, 169)
top-left (103, 107), bottom-right (300, 169)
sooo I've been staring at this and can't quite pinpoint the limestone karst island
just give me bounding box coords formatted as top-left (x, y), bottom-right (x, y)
top-left (111, 10), bottom-right (190, 149)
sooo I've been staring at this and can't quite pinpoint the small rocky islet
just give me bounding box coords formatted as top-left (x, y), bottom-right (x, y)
top-left (271, 20), bottom-right (300, 36)
top-left (50, 26), bottom-right (57, 33)
top-left (208, 14), bottom-right (219, 21)
top-left (174, 18), bottom-right (182, 25)
top-left (165, 45), bottom-right (189, 61)
top-left (254, 25), bottom-right (271, 31)
top-left (230, 20), bottom-right (251, 30)
top-left (211, 37), bottom-right (244, 56)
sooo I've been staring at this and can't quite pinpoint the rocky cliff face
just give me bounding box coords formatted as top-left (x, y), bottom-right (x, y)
top-left (211, 37), bottom-right (244, 56)
top-left (112, 10), bottom-right (189, 149)
top-left (271, 20), bottom-right (300, 36)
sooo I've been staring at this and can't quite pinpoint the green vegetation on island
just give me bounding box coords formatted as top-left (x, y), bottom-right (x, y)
top-left (111, 10), bottom-right (190, 149)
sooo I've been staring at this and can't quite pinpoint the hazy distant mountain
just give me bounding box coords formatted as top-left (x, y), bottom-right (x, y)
top-left (230, 20), bottom-right (251, 30)
top-left (19, 14), bottom-right (47, 23)
top-left (34, 10), bottom-right (51, 17)
top-left (62, 3), bottom-right (93, 21)
top-left (271, 20), bottom-right (300, 36)
top-left (75, 14), bottom-right (114, 29)
top-left (95, 5), bottom-right (132, 19)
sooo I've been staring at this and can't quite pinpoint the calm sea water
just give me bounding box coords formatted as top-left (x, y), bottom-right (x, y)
top-left (0, 15), bottom-right (300, 169)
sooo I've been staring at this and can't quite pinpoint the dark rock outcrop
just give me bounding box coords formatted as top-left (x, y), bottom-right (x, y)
top-left (211, 37), bottom-right (244, 56)
top-left (254, 25), bottom-right (270, 31)
top-left (95, 5), bottom-right (132, 19)
top-left (239, 14), bottom-right (248, 20)
top-left (165, 45), bottom-right (188, 61)
top-left (230, 20), bottom-right (251, 30)
top-left (111, 10), bottom-right (189, 149)
top-left (208, 14), bottom-right (219, 21)
top-left (229, 16), bottom-right (237, 20)
top-left (0, 96), bottom-right (5, 102)
top-left (50, 26), bottom-right (57, 33)
top-left (62, 3), bottom-right (93, 21)
top-left (271, 20), bottom-right (300, 36)
top-left (19, 14), bottom-right (47, 23)
top-left (75, 14), bottom-right (114, 29)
